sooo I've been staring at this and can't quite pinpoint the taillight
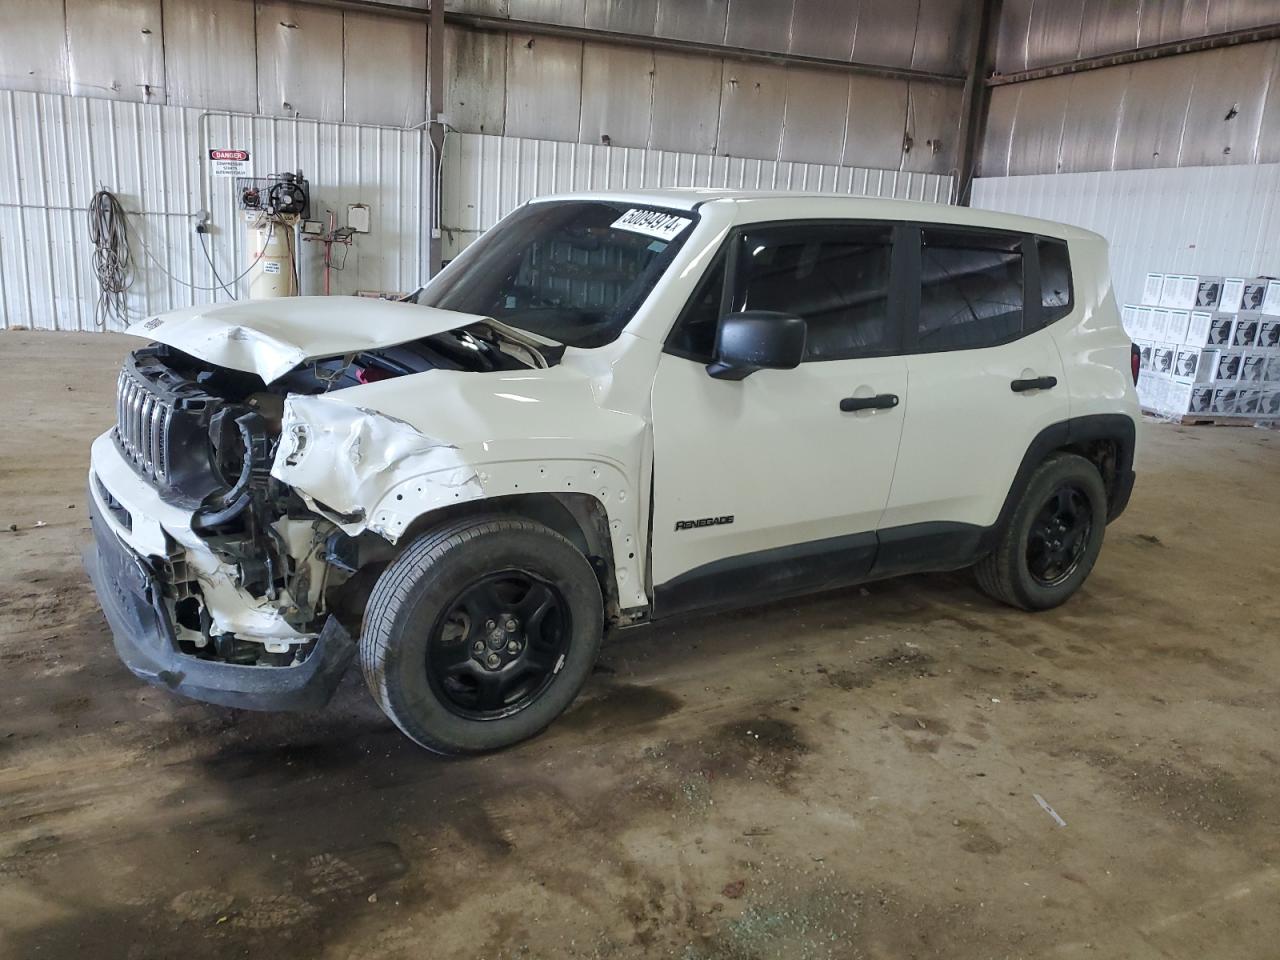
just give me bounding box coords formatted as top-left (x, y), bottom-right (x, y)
top-left (1130, 343), bottom-right (1140, 384)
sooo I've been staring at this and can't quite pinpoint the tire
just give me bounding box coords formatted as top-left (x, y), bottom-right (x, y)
top-left (360, 515), bottom-right (604, 755)
top-left (975, 452), bottom-right (1108, 611)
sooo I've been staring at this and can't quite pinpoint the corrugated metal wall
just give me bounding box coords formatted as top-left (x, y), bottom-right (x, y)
top-left (444, 25), bottom-right (963, 173)
top-left (441, 132), bottom-right (954, 257)
top-left (0, 2), bottom-right (965, 173)
top-left (996, 0), bottom-right (1279, 72)
top-left (983, 0), bottom-right (1280, 177)
top-left (0, 90), bottom-right (428, 332)
top-left (971, 163), bottom-right (1280, 309)
top-left (0, 0), bottom-right (430, 125)
top-left (449, 0), bottom-right (974, 73)
top-left (983, 40), bottom-right (1280, 176)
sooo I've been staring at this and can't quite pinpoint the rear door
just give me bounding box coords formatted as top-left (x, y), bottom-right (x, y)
top-left (877, 226), bottom-right (1072, 561)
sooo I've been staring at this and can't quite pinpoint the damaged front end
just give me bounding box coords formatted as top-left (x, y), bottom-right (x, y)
top-left (85, 306), bottom-right (528, 710)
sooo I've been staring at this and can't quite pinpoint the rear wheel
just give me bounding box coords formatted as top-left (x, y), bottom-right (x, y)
top-left (360, 516), bottom-right (604, 755)
top-left (975, 453), bottom-right (1107, 611)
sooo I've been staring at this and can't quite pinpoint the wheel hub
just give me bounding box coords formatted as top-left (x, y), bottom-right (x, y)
top-left (1026, 483), bottom-right (1092, 588)
top-left (480, 615), bottom-right (522, 665)
top-left (426, 571), bottom-right (570, 720)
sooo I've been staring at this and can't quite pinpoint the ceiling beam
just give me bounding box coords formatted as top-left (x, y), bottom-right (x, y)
top-left (289, 0), bottom-right (966, 85)
top-left (988, 22), bottom-right (1280, 86)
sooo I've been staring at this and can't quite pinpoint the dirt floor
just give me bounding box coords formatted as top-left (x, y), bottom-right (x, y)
top-left (1, 329), bottom-right (1279, 959)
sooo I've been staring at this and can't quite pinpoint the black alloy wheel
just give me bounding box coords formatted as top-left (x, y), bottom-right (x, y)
top-left (974, 452), bottom-right (1108, 611)
top-left (1025, 484), bottom-right (1094, 587)
top-left (360, 515), bottom-right (604, 755)
top-left (427, 571), bottom-right (571, 720)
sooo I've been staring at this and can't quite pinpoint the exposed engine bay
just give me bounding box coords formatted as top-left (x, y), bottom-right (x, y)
top-left (109, 321), bottom-right (544, 668)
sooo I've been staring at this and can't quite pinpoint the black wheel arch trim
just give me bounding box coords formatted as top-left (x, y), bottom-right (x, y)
top-left (981, 413), bottom-right (1136, 556)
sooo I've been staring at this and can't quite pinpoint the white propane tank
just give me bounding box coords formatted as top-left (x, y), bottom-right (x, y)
top-left (248, 213), bottom-right (298, 299)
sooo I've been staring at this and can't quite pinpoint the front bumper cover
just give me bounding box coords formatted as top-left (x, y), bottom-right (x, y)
top-left (83, 496), bottom-right (354, 712)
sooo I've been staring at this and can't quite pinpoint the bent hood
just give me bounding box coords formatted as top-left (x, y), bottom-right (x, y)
top-left (127, 296), bottom-right (488, 383)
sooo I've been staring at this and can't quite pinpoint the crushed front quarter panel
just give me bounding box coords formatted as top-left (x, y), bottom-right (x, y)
top-left (268, 360), bottom-right (652, 609)
top-left (272, 395), bottom-right (484, 538)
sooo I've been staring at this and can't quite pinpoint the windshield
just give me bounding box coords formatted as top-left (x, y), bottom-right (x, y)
top-left (419, 200), bottom-right (696, 348)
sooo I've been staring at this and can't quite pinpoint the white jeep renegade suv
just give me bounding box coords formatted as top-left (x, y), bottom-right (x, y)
top-left (85, 190), bottom-right (1139, 754)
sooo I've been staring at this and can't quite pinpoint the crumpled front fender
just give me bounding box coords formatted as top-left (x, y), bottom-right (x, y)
top-left (271, 393), bottom-right (649, 610)
top-left (271, 394), bottom-right (483, 541)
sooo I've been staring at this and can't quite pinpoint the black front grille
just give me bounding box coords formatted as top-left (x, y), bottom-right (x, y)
top-left (114, 366), bottom-right (176, 483)
top-left (110, 347), bottom-right (254, 507)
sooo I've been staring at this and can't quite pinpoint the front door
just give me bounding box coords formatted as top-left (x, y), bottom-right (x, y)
top-left (649, 221), bottom-right (909, 617)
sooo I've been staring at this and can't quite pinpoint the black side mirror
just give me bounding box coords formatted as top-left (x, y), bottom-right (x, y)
top-left (706, 311), bottom-right (807, 381)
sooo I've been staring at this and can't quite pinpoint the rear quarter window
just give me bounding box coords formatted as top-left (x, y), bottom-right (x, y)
top-left (1038, 237), bottom-right (1073, 325)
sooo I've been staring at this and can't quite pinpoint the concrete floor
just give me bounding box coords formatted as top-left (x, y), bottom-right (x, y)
top-left (1, 329), bottom-right (1278, 960)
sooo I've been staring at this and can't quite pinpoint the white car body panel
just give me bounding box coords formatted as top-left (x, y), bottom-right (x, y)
top-left (649, 352), bottom-right (908, 585)
top-left (127, 296), bottom-right (490, 383)
top-left (882, 327), bottom-right (1070, 529)
top-left (1045, 235), bottom-right (1141, 424)
top-left (268, 336), bottom-right (657, 610)
top-left (89, 189), bottom-right (1137, 649)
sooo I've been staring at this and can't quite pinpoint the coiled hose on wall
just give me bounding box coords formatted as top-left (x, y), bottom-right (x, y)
top-left (88, 189), bottom-right (132, 328)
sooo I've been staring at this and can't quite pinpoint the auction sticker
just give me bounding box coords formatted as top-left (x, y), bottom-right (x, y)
top-left (611, 208), bottom-right (691, 242)
top-left (209, 148), bottom-right (250, 177)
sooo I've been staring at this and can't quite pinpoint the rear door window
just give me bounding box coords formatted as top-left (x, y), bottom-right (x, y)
top-left (916, 228), bottom-right (1025, 352)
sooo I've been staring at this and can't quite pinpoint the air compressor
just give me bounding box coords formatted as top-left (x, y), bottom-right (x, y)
top-left (237, 171), bottom-right (310, 299)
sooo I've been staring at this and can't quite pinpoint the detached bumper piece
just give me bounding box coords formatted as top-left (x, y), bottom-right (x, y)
top-left (84, 499), bottom-right (354, 711)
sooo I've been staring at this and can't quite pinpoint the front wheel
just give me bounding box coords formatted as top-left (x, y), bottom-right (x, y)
top-left (360, 516), bottom-right (604, 755)
top-left (975, 453), bottom-right (1108, 611)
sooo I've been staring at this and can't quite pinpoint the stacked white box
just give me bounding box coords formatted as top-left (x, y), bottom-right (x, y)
top-left (1232, 313), bottom-right (1261, 347)
top-left (1127, 270), bottom-right (1280, 421)
top-left (1241, 280), bottom-right (1269, 311)
top-left (1264, 280), bottom-right (1280, 315)
top-left (1165, 310), bottom-right (1192, 343)
top-left (1172, 345), bottom-right (1217, 382)
top-left (1141, 273), bottom-right (1164, 306)
top-left (1219, 278), bottom-right (1247, 312)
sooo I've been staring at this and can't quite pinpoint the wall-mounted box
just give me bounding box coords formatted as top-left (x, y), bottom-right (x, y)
top-left (347, 203), bottom-right (371, 233)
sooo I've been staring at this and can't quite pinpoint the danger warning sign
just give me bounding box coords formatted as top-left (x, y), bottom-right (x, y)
top-left (209, 149), bottom-right (250, 177)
